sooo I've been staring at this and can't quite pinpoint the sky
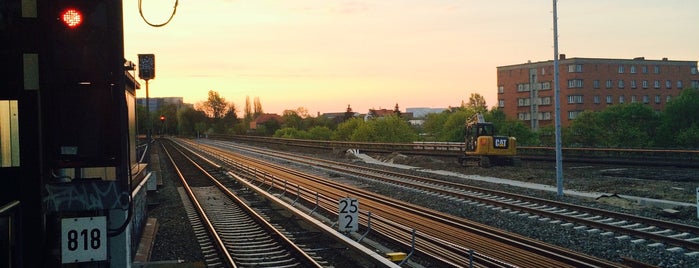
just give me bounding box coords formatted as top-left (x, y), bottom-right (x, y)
top-left (122, 0), bottom-right (698, 116)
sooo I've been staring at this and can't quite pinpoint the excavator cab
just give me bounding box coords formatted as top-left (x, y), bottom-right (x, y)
top-left (460, 113), bottom-right (520, 167)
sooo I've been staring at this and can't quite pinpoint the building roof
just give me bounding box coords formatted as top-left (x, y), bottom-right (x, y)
top-left (497, 56), bottom-right (697, 70)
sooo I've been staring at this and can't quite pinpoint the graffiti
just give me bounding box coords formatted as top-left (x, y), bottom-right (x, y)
top-left (44, 181), bottom-right (129, 212)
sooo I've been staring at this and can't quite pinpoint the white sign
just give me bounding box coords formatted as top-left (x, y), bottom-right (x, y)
top-left (338, 197), bottom-right (359, 232)
top-left (61, 216), bottom-right (107, 263)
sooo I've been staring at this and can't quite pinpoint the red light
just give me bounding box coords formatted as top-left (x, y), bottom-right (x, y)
top-left (61, 8), bottom-right (82, 28)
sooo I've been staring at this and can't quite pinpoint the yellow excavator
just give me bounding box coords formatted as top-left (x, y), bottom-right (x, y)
top-left (459, 113), bottom-right (520, 167)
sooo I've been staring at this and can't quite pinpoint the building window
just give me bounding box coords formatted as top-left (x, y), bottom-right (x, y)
top-left (630, 65), bottom-right (636, 74)
top-left (605, 80), bottom-right (613, 89)
top-left (517, 98), bottom-right (531, 107)
top-left (541, 67), bottom-right (546, 75)
top-left (593, 80), bottom-right (600, 89)
top-left (691, 66), bottom-right (698, 75)
top-left (518, 112), bottom-right (531, 120)
top-left (642, 95), bottom-right (649, 104)
top-left (654, 80), bottom-right (660, 89)
top-left (517, 83), bottom-right (530, 92)
top-left (539, 112), bottom-right (552, 120)
top-left (567, 95), bottom-right (583, 104)
top-left (498, 86), bottom-right (504, 94)
top-left (568, 64), bottom-right (582, 73)
top-left (654, 65), bottom-right (660, 74)
top-left (594, 95), bottom-right (600, 104)
top-left (642, 80), bottom-right (648, 89)
top-left (540, 96), bottom-right (552, 105)
top-left (567, 79), bottom-right (583, 88)
top-left (667, 96), bottom-right (672, 102)
top-left (631, 95), bottom-right (637, 103)
top-left (693, 80), bottom-right (699, 88)
top-left (630, 80), bottom-right (637, 89)
top-left (541, 82), bottom-right (551, 90)
top-left (618, 65), bottom-right (625, 73)
top-left (606, 95), bottom-right (613, 104)
top-left (677, 80), bottom-right (683, 89)
top-left (498, 99), bottom-right (505, 108)
top-left (666, 80), bottom-right (672, 89)
top-left (619, 95), bottom-right (625, 103)
top-left (618, 80), bottom-right (624, 88)
top-left (642, 66), bottom-right (648, 73)
top-left (655, 95), bottom-right (661, 104)
top-left (568, 110), bottom-right (582, 120)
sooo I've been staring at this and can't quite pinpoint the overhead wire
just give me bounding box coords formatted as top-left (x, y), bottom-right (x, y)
top-left (138, 0), bottom-right (179, 27)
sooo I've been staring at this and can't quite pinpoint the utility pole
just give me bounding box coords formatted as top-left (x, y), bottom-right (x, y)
top-left (553, 0), bottom-right (564, 197)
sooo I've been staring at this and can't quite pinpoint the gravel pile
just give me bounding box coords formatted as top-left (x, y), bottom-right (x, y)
top-left (145, 141), bottom-right (699, 267)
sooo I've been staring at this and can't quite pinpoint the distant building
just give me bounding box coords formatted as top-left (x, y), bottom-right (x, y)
top-left (249, 113), bottom-right (283, 130)
top-left (136, 97), bottom-right (186, 113)
top-left (406, 107), bottom-right (447, 118)
top-left (497, 55), bottom-right (699, 130)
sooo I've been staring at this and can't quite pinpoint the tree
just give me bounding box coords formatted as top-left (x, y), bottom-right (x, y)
top-left (422, 111), bottom-right (450, 141)
top-left (244, 96), bottom-right (253, 122)
top-left (332, 117), bottom-right (364, 141)
top-left (393, 103), bottom-right (402, 117)
top-left (253, 97), bottom-right (263, 117)
top-left (201, 90), bottom-right (228, 119)
top-left (466, 93), bottom-right (488, 114)
top-left (351, 115), bottom-right (417, 142)
top-left (343, 105), bottom-right (355, 122)
top-left (177, 106), bottom-right (208, 137)
top-left (281, 110), bottom-right (304, 130)
top-left (196, 90), bottom-right (237, 134)
top-left (307, 126), bottom-right (333, 140)
top-left (659, 88), bottom-right (699, 147)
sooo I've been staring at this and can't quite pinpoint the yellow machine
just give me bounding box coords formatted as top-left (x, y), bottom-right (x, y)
top-left (460, 113), bottom-right (520, 167)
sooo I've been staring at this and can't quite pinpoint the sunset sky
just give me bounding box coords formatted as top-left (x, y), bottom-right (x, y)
top-left (122, 1), bottom-right (698, 116)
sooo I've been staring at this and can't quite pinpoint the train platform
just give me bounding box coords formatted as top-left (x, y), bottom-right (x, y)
top-left (350, 151), bottom-right (696, 210)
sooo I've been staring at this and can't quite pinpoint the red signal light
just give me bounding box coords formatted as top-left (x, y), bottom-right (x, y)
top-left (61, 8), bottom-right (83, 28)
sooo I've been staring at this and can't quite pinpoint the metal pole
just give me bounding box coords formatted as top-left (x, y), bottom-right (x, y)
top-left (553, 0), bottom-right (564, 197)
top-left (145, 79), bottom-right (151, 142)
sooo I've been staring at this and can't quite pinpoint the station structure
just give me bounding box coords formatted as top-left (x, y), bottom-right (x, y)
top-left (1, 1), bottom-right (156, 267)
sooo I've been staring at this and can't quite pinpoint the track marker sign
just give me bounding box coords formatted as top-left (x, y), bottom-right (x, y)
top-left (61, 216), bottom-right (107, 263)
top-left (338, 197), bottom-right (359, 232)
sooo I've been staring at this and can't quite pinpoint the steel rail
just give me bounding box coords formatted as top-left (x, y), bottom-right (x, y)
top-left (183, 138), bottom-right (622, 267)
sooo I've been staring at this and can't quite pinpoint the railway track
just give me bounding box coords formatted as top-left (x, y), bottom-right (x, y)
top-left (160, 140), bottom-right (327, 267)
top-left (208, 134), bottom-right (699, 167)
top-left (174, 138), bottom-right (625, 267)
top-left (202, 139), bottom-right (699, 253)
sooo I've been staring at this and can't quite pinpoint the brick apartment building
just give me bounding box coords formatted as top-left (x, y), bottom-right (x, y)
top-left (497, 55), bottom-right (699, 130)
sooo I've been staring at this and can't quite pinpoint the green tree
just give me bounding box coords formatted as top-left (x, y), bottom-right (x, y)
top-left (351, 115), bottom-right (417, 142)
top-left (466, 93), bottom-right (488, 114)
top-left (422, 111), bottom-right (450, 141)
top-left (659, 88), bottom-right (699, 147)
top-left (439, 110), bottom-right (471, 142)
top-left (307, 126), bottom-right (333, 140)
top-left (332, 117), bottom-right (364, 141)
top-left (244, 96), bottom-right (253, 122)
top-left (176, 106), bottom-right (207, 137)
top-left (281, 110), bottom-right (304, 130)
top-left (274, 127), bottom-right (309, 139)
top-left (201, 90), bottom-right (228, 119)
